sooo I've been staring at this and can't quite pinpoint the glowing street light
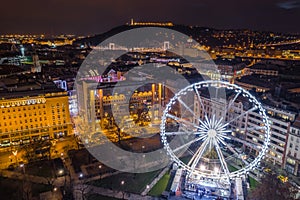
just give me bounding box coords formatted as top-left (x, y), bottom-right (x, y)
top-left (20, 163), bottom-right (25, 174)
top-left (200, 165), bottom-right (206, 171)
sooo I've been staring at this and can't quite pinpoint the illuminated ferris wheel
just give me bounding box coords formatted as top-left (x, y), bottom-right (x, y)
top-left (160, 80), bottom-right (271, 180)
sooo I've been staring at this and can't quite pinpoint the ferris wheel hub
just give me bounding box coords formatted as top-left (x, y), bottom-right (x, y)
top-left (207, 129), bottom-right (217, 138)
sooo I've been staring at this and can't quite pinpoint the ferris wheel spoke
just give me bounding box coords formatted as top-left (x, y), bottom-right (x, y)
top-left (177, 97), bottom-right (209, 130)
top-left (214, 117), bottom-right (224, 130)
top-left (217, 133), bottom-right (231, 141)
top-left (214, 138), bottom-right (230, 175)
top-left (193, 85), bottom-right (207, 118)
top-left (164, 131), bottom-right (206, 137)
top-left (225, 91), bottom-right (241, 114)
top-left (221, 106), bottom-right (258, 129)
top-left (211, 115), bottom-right (217, 129)
top-left (165, 131), bottom-right (190, 136)
top-left (198, 117), bottom-right (210, 130)
top-left (166, 113), bottom-right (201, 130)
top-left (177, 98), bottom-right (197, 118)
top-left (188, 138), bottom-right (210, 172)
top-left (222, 142), bottom-right (248, 165)
top-left (172, 136), bottom-right (205, 153)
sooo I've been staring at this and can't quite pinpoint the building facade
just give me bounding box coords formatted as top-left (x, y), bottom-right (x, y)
top-left (0, 91), bottom-right (72, 149)
top-left (285, 118), bottom-right (300, 176)
top-left (193, 93), bottom-right (298, 172)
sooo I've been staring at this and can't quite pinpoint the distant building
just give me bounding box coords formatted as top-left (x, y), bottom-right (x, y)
top-left (129, 19), bottom-right (173, 27)
top-left (234, 75), bottom-right (274, 93)
top-left (262, 106), bottom-right (296, 166)
top-left (31, 54), bottom-right (41, 73)
top-left (247, 63), bottom-right (279, 76)
top-left (76, 79), bottom-right (167, 135)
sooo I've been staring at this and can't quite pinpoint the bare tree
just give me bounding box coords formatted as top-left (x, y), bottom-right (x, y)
top-left (22, 181), bottom-right (32, 200)
top-left (75, 182), bottom-right (93, 200)
top-left (247, 172), bottom-right (298, 200)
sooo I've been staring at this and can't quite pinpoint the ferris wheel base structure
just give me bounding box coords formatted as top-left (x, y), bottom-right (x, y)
top-left (169, 165), bottom-right (245, 200)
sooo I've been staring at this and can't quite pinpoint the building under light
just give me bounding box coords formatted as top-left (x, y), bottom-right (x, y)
top-left (0, 88), bottom-right (73, 149)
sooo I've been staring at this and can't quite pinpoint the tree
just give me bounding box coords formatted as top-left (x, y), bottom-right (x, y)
top-left (21, 140), bottom-right (52, 162)
top-left (75, 184), bottom-right (93, 200)
top-left (21, 181), bottom-right (32, 200)
top-left (247, 172), bottom-right (298, 200)
top-left (204, 148), bottom-right (218, 159)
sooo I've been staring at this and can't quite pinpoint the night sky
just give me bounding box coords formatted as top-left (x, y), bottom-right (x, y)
top-left (1, 0), bottom-right (299, 35)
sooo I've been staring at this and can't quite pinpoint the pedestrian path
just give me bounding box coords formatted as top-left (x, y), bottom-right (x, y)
top-left (141, 165), bottom-right (170, 196)
top-left (0, 169), bottom-right (70, 188)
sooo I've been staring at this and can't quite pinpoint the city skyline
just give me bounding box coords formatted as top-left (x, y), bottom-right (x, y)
top-left (1, 3), bottom-right (300, 199)
top-left (1, 0), bottom-right (300, 35)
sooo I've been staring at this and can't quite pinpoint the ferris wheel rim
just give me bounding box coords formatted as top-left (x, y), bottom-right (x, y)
top-left (160, 80), bottom-right (271, 179)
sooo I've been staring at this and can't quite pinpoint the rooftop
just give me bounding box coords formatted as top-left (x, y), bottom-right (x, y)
top-left (0, 65), bottom-right (27, 76)
top-left (250, 63), bottom-right (279, 71)
top-left (236, 74), bottom-right (276, 88)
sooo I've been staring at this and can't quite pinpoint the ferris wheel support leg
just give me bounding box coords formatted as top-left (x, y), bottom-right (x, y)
top-left (189, 138), bottom-right (210, 174)
top-left (214, 138), bottom-right (230, 177)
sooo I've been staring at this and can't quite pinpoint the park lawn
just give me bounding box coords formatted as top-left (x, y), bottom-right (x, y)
top-left (90, 170), bottom-right (161, 194)
top-left (228, 164), bottom-right (238, 172)
top-left (68, 149), bottom-right (96, 173)
top-left (180, 155), bottom-right (192, 164)
top-left (148, 172), bottom-right (171, 196)
top-left (249, 176), bottom-right (259, 189)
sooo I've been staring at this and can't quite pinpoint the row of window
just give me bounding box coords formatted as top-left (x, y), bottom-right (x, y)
top-left (1, 103), bottom-right (66, 113)
top-left (0, 125), bottom-right (68, 135)
top-left (1, 105), bottom-right (46, 113)
top-left (290, 135), bottom-right (300, 143)
top-left (289, 143), bottom-right (299, 151)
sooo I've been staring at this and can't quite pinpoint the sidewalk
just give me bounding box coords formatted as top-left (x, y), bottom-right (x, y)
top-left (62, 156), bottom-right (78, 182)
top-left (0, 169), bottom-right (70, 188)
top-left (1, 169), bottom-right (49, 184)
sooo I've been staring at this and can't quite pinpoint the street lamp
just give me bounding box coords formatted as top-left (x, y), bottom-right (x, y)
top-left (20, 163), bottom-right (25, 174)
top-left (58, 169), bottom-right (64, 175)
top-left (120, 180), bottom-right (125, 199)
